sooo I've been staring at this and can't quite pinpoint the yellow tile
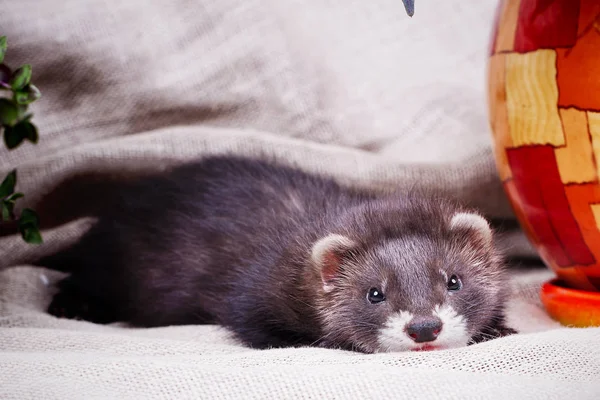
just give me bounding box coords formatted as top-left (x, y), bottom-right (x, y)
top-left (494, 0), bottom-right (521, 53)
top-left (590, 203), bottom-right (600, 231)
top-left (588, 111), bottom-right (600, 182)
top-left (555, 108), bottom-right (597, 183)
top-left (505, 50), bottom-right (565, 147)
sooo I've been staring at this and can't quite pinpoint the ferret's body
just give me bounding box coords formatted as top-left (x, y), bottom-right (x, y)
top-left (40, 156), bottom-right (516, 353)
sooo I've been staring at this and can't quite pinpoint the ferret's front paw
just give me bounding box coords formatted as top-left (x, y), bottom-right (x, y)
top-left (47, 278), bottom-right (116, 324)
top-left (316, 339), bottom-right (336, 349)
top-left (315, 339), bottom-right (351, 351)
top-left (47, 289), bottom-right (87, 320)
top-left (469, 322), bottom-right (518, 345)
top-left (315, 339), bottom-right (368, 353)
top-left (493, 325), bottom-right (518, 337)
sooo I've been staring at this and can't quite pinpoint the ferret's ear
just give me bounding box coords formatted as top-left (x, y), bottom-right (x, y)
top-left (311, 234), bottom-right (357, 293)
top-left (449, 212), bottom-right (493, 245)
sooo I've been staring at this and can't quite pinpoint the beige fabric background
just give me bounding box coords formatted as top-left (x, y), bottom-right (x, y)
top-left (1, 0), bottom-right (599, 398)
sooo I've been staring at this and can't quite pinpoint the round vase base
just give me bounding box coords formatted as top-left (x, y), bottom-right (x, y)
top-left (540, 279), bottom-right (600, 328)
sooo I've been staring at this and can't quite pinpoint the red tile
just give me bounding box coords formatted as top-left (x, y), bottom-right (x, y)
top-left (556, 28), bottom-right (600, 111)
top-left (514, 0), bottom-right (580, 53)
top-left (578, 0), bottom-right (600, 36)
top-left (507, 145), bottom-right (595, 266)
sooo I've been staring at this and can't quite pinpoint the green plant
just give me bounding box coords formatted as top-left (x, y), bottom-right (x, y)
top-left (0, 35), bottom-right (42, 244)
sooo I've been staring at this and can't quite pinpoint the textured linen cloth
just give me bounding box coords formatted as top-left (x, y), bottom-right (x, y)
top-left (1, 0), bottom-right (599, 398)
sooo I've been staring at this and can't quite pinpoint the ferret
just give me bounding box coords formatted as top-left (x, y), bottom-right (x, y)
top-left (37, 155), bottom-right (516, 353)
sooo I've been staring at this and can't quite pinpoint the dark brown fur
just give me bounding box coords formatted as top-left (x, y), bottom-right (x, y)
top-left (37, 155), bottom-right (516, 352)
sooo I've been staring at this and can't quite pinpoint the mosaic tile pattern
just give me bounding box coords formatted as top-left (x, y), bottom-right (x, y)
top-left (489, 0), bottom-right (600, 291)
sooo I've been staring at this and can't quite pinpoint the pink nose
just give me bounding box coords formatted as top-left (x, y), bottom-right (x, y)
top-left (405, 316), bottom-right (443, 343)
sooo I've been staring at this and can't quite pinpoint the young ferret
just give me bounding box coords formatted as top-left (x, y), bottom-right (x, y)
top-left (38, 155), bottom-right (516, 353)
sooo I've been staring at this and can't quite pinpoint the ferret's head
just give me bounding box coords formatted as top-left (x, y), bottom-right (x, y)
top-left (310, 199), bottom-right (508, 353)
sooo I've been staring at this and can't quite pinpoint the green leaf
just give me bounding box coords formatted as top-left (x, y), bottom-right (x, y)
top-left (15, 84), bottom-right (41, 105)
top-left (0, 169), bottom-right (16, 198)
top-left (1, 201), bottom-right (10, 221)
top-left (14, 91), bottom-right (28, 105)
top-left (5, 192), bottom-right (24, 202)
top-left (27, 123), bottom-right (38, 143)
top-left (0, 98), bottom-right (19, 126)
top-left (19, 207), bottom-right (39, 225)
top-left (10, 64), bottom-right (32, 91)
top-left (16, 120), bottom-right (38, 144)
top-left (0, 36), bottom-right (6, 64)
top-left (3, 119), bottom-right (36, 148)
top-left (4, 193), bottom-right (25, 204)
top-left (0, 191), bottom-right (23, 221)
top-left (22, 228), bottom-right (43, 244)
top-left (1, 198), bottom-right (15, 219)
top-left (3, 125), bottom-right (26, 149)
top-left (18, 208), bottom-right (42, 244)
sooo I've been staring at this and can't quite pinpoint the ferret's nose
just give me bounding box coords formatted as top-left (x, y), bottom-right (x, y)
top-left (405, 316), bottom-right (442, 343)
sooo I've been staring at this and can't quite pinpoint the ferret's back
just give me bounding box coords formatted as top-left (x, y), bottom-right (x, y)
top-left (106, 156), bottom-right (360, 236)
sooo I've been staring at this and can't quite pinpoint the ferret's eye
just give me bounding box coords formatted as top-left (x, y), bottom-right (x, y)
top-left (447, 275), bottom-right (462, 291)
top-left (367, 288), bottom-right (385, 304)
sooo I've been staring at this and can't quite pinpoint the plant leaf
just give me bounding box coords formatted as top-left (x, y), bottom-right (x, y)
top-left (19, 207), bottom-right (39, 225)
top-left (23, 229), bottom-right (42, 244)
top-left (1, 201), bottom-right (10, 221)
top-left (0, 191), bottom-right (23, 221)
top-left (14, 91), bottom-right (28, 105)
top-left (22, 227), bottom-right (43, 244)
top-left (0, 169), bottom-right (16, 198)
top-left (0, 98), bottom-right (18, 126)
top-left (18, 208), bottom-right (42, 244)
top-left (15, 84), bottom-right (41, 105)
top-left (29, 84), bottom-right (41, 101)
top-left (10, 64), bottom-right (32, 91)
top-left (27, 123), bottom-right (38, 143)
top-left (1, 197), bottom-right (15, 217)
top-left (5, 192), bottom-right (24, 202)
top-left (3, 125), bottom-right (26, 149)
top-left (14, 120), bottom-right (38, 144)
top-left (0, 36), bottom-right (6, 64)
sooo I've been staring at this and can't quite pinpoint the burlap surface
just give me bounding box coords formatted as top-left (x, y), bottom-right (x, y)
top-left (1, 0), bottom-right (599, 398)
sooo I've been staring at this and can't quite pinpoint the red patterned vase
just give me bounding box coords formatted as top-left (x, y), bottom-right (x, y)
top-left (487, 0), bottom-right (600, 326)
